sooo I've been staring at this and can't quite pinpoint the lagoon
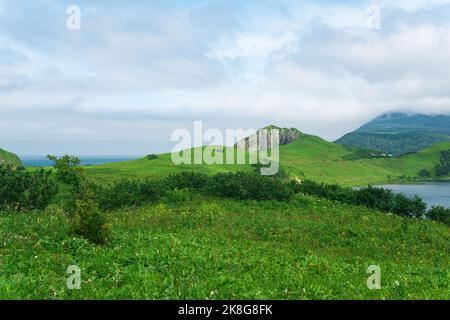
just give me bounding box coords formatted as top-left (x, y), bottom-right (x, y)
top-left (377, 182), bottom-right (450, 208)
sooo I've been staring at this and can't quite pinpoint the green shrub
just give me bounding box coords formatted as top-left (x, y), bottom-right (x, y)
top-left (95, 178), bottom-right (165, 211)
top-left (293, 180), bottom-right (428, 219)
top-left (205, 172), bottom-right (294, 201)
top-left (165, 172), bottom-right (208, 190)
top-left (0, 164), bottom-right (57, 211)
top-left (165, 188), bottom-right (192, 203)
top-left (393, 194), bottom-right (427, 218)
top-left (418, 169), bottom-right (432, 178)
top-left (147, 154), bottom-right (158, 160)
top-left (71, 199), bottom-right (111, 244)
top-left (47, 155), bottom-right (84, 188)
top-left (426, 206), bottom-right (450, 225)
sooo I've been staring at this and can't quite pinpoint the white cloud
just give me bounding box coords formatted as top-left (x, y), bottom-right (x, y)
top-left (1, 0), bottom-right (450, 154)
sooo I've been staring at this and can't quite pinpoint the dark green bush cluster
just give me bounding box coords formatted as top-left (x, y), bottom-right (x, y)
top-left (418, 169), bottom-right (432, 178)
top-left (94, 171), bottom-right (294, 209)
top-left (293, 180), bottom-right (431, 220)
top-left (205, 172), bottom-right (293, 201)
top-left (425, 206), bottom-right (450, 225)
top-left (95, 178), bottom-right (165, 211)
top-left (146, 154), bottom-right (158, 160)
top-left (0, 164), bottom-right (57, 210)
top-left (435, 149), bottom-right (450, 176)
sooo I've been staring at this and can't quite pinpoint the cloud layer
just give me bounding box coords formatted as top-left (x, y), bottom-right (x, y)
top-left (1, 0), bottom-right (450, 155)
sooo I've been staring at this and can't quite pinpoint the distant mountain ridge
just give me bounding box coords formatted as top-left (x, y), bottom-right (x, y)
top-left (0, 148), bottom-right (21, 167)
top-left (335, 112), bottom-right (450, 156)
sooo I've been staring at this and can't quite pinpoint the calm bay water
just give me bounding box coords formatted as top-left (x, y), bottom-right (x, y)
top-left (377, 183), bottom-right (450, 208)
top-left (21, 156), bottom-right (140, 167)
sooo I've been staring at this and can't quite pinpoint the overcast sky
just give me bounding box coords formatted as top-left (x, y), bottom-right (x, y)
top-left (1, 0), bottom-right (450, 155)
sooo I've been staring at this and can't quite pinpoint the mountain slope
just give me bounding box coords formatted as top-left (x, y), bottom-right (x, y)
top-left (83, 129), bottom-right (450, 186)
top-left (335, 112), bottom-right (450, 156)
top-left (0, 148), bottom-right (21, 167)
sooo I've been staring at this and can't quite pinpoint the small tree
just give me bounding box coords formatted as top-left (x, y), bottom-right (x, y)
top-left (418, 169), bottom-right (431, 178)
top-left (47, 155), bottom-right (111, 244)
top-left (72, 199), bottom-right (111, 244)
top-left (47, 155), bottom-right (84, 188)
top-left (426, 206), bottom-right (450, 225)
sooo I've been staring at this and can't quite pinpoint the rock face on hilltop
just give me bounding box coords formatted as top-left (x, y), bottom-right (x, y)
top-left (335, 112), bottom-right (450, 156)
top-left (0, 148), bottom-right (22, 167)
top-left (236, 126), bottom-right (302, 151)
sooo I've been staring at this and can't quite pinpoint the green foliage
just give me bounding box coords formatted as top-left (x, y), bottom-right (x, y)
top-left (47, 155), bottom-right (112, 244)
top-left (71, 199), bottom-right (111, 244)
top-left (342, 147), bottom-right (390, 160)
top-left (0, 198), bottom-right (448, 299)
top-left (146, 154), bottom-right (158, 160)
top-left (426, 206), bottom-right (450, 225)
top-left (337, 131), bottom-right (450, 156)
top-left (204, 172), bottom-right (294, 201)
top-left (418, 169), bottom-right (432, 178)
top-left (435, 149), bottom-right (450, 177)
top-left (0, 164), bottom-right (57, 211)
top-left (293, 180), bottom-right (429, 220)
top-left (94, 171), bottom-right (294, 208)
top-left (47, 155), bottom-right (84, 187)
top-left (336, 113), bottom-right (450, 156)
top-left (95, 178), bottom-right (165, 211)
top-left (165, 188), bottom-right (192, 203)
top-left (165, 171), bottom-right (209, 190)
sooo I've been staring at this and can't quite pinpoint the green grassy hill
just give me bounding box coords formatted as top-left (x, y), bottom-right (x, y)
top-left (84, 134), bottom-right (450, 186)
top-left (279, 136), bottom-right (450, 185)
top-left (0, 148), bottom-right (21, 167)
top-left (1, 196), bottom-right (448, 299)
top-left (336, 113), bottom-right (450, 156)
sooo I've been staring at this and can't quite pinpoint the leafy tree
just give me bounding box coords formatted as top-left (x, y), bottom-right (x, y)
top-left (426, 206), bottom-right (450, 225)
top-left (418, 169), bottom-right (432, 178)
top-left (47, 155), bottom-right (111, 244)
top-left (47, 155), bottom-right (84, 187)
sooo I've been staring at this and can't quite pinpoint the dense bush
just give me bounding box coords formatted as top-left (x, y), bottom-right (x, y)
top-left (165, 188), bottom-right (193, 203)
top-left (293, 180), bottom-right (428, 219)
top-left (418, 169), bottom-right (432, 178)
top-left (435, 149), bottom-right (450, 177)
top-left (205, 172), bottom-right (294, 201)
top-left (47, 155), bottom-right (84, 187)
top-left (95, 178), bottom-right (166, 211)
top-left (165, 171), bottom-right (209, 190)
top-left (426, 206), bottom-right (450, 225)
top-left (47, 155), bottom-right (111, 244)
top-left (147, 154), bottom-right (158, 160)
top-left (0, 164), bottom-right (57, 210)
top-left (71, 199), bottom-right (111, 244)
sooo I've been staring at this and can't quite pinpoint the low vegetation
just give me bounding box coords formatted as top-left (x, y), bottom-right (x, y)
top-left (0, 196), bottom-right (448, 299)
top-left (435, 149), bottom-right (450, 177)
top-left (1, 155), bottom-right (449, 299)
top-left (84, 137), bottom-right (450, 186)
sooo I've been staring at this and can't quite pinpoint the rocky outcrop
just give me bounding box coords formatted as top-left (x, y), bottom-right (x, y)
top-left (236, 125), bottom-right (302, 151)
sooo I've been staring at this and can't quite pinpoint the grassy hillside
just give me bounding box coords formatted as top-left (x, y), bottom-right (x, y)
top-left (85, 147), bottom-right (253, 183)
top-left (336, 113), bottom-right (450, 156)
top-left (280, 137), bottom-right (450, 185)
top-left (0, 148), bottom-right (21, 167)
top-left (84, 135), bottom-right (450, 186)
top-left (1, 196), bottom-right (448, 299)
